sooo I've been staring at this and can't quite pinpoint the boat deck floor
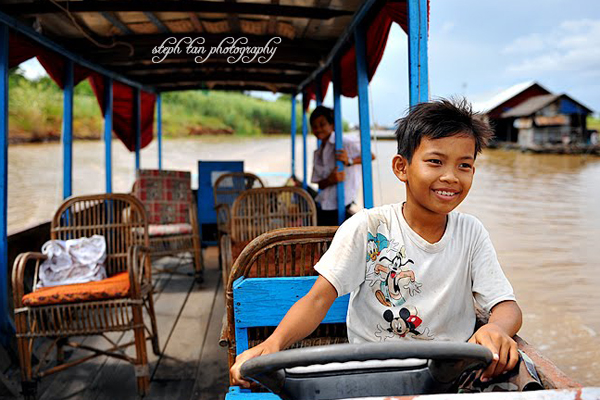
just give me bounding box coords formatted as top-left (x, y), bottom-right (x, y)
top-left (35, 247), bottom-right (229, 400)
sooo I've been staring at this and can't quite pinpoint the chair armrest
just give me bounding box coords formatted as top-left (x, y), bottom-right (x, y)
top-left (127, 245), bottom-right (153, 298)
top-left (11, 252), bottom-right (47, 309)
top-left (219, 313), bottom-right (230, 348)
top-left (215, 204), bottom-right (231, 234)
top-left (220, 234), bottom-right (233, 286)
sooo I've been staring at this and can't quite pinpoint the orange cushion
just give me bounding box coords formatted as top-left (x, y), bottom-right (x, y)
top-left (22, 272), bottom-right (130, 307)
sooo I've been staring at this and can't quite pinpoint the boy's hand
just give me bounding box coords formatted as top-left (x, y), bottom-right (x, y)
top-left (335, 149), bottom-right (349, 165)
top-left (230, 340), bottom-right (280, 388)
top-left (468, 322), bottom-right (519, 381)
top-left (327, 167), bottom-right (345, 183)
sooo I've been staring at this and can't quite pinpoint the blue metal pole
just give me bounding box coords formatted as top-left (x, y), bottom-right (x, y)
top-left (354, 23), bottom-right (374, 209)
top-left (157, 93), bottom-right (162, 170)
top-left (315, 75), bottom-right (323, 106)
top-left (62, 60), bottom-right (74, 199)
top-left (134, 88), bottom-right (141, 172)
top-left (104, 77), bottom-right (113, 193)
top-left (291, 93), bottom-right (296, 177)
top-left (315, 76), bottom-right (323, 148)
top-left (332, 60), bottom-right (345, 225)
top-left (0, 24), bottom-right (12, 345)
top-left (301, 92), bottom-right (308, 190)
top-left (408, 0), bottom-right (429, 106)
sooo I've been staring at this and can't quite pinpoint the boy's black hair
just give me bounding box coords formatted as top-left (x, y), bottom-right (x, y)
top-left (310, 105), bottom-right (335, 125)
top-left (394, 98), bottom-right (494, 162)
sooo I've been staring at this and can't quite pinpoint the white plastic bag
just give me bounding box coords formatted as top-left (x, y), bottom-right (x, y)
top-left (38, 235), bottom-right (108, 288)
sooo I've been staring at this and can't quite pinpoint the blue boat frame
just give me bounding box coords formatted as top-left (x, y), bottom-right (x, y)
top-left (0, 0), bottom-right (429, 348)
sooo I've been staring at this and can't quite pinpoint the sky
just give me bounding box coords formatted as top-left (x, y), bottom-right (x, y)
top-left (20, 0), bottom-right (600, 126)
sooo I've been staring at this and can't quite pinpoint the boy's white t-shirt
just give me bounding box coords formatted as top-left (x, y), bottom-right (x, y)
top-left (314, 203), bottom-right (516, 344)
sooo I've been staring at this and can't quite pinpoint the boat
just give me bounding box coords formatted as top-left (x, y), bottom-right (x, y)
top-left (0, 1), bottom-right (595, 399)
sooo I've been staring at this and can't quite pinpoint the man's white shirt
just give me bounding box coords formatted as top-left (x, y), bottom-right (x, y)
top-left (311, 134), bottom-right (362, 210)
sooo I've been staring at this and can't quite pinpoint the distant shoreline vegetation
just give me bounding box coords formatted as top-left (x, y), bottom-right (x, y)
top-left (7, 69), bottom-right (349, 144)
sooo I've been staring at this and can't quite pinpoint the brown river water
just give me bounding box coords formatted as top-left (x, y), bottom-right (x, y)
top-left (8, 135), bottom-right (600, 386)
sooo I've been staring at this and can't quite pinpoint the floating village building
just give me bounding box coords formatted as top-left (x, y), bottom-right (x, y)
top-left (476, 82), bottom-right (594, 151)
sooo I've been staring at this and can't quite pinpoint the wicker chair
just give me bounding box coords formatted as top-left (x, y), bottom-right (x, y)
top-left (213, 172), bottom-right (264, 268)
top-left (131, 169), bottom-right (203, 282)
top-left (12, 194), bottom-right (159, 398)
top-left (220, 187), bottom-right (317, 288)
top-left (221, 226), bottom-right (348, 379)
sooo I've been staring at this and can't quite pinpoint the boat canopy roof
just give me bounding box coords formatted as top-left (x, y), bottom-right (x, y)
top-left (1, 0), bottom-right (422, 150)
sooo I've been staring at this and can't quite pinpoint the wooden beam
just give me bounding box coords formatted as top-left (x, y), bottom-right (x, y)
top-left (86, 51), bottom-right (322, 65)
top-left (188, 13), bottom-right (203, 33)
top-left (136, 71), bottom-right (304, 85)
top-left (109, 61), bottom-right (317, 74)
top-left (157, 83), bottom-right (296, 93)
top-left (100, 11), bottom-right (133, 35)
top-left (64, 33), bottom-right (335, 53)
top-left (267, 0), bottom-right (279, 35)
top-left (53, 10), bottom-right (105, 44)
top-left (302, 0), bottom-right (333, 38)
top-left (5, 1), bottom-right (353, 20)
top-left (225, 0), bottom-right (241, 33)
top-left (144, 11), bottom-right (170, 33)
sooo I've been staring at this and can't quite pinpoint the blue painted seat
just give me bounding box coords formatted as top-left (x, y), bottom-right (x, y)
top-left (226, 275), bottom-right (350, 399)
top-left (222, 226), bottom-right (347, 398)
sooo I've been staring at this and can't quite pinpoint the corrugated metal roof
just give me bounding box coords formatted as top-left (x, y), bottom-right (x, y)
top-left (472, 81), bottom-right (537, 113)
top-left (501, 94), bottom-right (560, 117)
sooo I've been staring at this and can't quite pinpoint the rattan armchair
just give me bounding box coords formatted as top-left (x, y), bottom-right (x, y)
top-left (220, 227), bottom-right (348, 378)
top-left (213, 172), bottom-right (264, 267)
top-left (131, 169), bottom-right (203, 282)
top-left (12, 194), bottom-right (159, 399)
top-left (219, 187), bottom-right (317, 288)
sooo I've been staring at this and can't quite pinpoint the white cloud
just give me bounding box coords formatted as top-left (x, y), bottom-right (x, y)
top-left (502, 33), bottom-right (546, 54)
top-left (440, 21), bottom-right (456, 35)
top-left (505, 18), bottom-right (600, 76)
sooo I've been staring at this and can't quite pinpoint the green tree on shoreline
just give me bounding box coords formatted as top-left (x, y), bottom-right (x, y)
top-left (7, 69), bottom-right (349, 143)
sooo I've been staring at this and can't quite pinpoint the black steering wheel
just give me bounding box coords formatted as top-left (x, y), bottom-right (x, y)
top-left (240, 342), bottom-right (492, 400)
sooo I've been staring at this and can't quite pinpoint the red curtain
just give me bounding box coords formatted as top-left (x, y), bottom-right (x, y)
top-left (8, 32), bottom-right (155, 151)
top-left (304, 1), bottom-right (428, 108)
top-left (89, 73), bottom-right (155, 151)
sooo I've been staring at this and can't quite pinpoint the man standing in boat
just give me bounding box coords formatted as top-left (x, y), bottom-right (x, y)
top-left (310, 105), bottom-right (373, 226)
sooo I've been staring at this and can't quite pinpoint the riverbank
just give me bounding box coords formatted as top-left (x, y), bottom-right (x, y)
top-left (7, 70), bottom-right (315, 143)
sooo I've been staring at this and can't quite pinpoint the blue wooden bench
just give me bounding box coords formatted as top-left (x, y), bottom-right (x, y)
top-left (226, 275), bottom-right (350, 399)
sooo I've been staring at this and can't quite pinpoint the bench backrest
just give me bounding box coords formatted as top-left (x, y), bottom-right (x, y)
top-left (232, 275), bottom-right (349, 355)
top-left (230, 187), bottom-right (317, 243)
top-left (132, 169), bottom-right (192, 225)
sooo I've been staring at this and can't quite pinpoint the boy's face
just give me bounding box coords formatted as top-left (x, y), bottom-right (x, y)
top-left (393, 134), bottom-right (476, 216)
top-left (311, 115), bottom-right (334, 141)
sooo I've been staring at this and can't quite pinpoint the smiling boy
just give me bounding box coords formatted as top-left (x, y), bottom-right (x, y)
top-left (231, 99), bottom-right (529, 390)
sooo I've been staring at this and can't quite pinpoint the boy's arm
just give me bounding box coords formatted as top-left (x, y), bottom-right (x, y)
top-left (318, 167), bottom-right (345, 189)
top-left (468, 300), bottom-right (523, 381)
top-left (230, 275), bottom-right (338, 387)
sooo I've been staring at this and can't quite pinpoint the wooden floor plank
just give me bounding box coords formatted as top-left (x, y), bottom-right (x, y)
top-left (37, 264), bottom-right (175, 400)
top-left (37, 259), bottom-right (187, 400)
top-left (191, 276), bottom-right (229, 400)
top-left (32, 250), bottom-right (228, 400)
top-left (152, 264), bottom-right (220, 381)
top-left (89, 267), bottom-right (195, 400)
